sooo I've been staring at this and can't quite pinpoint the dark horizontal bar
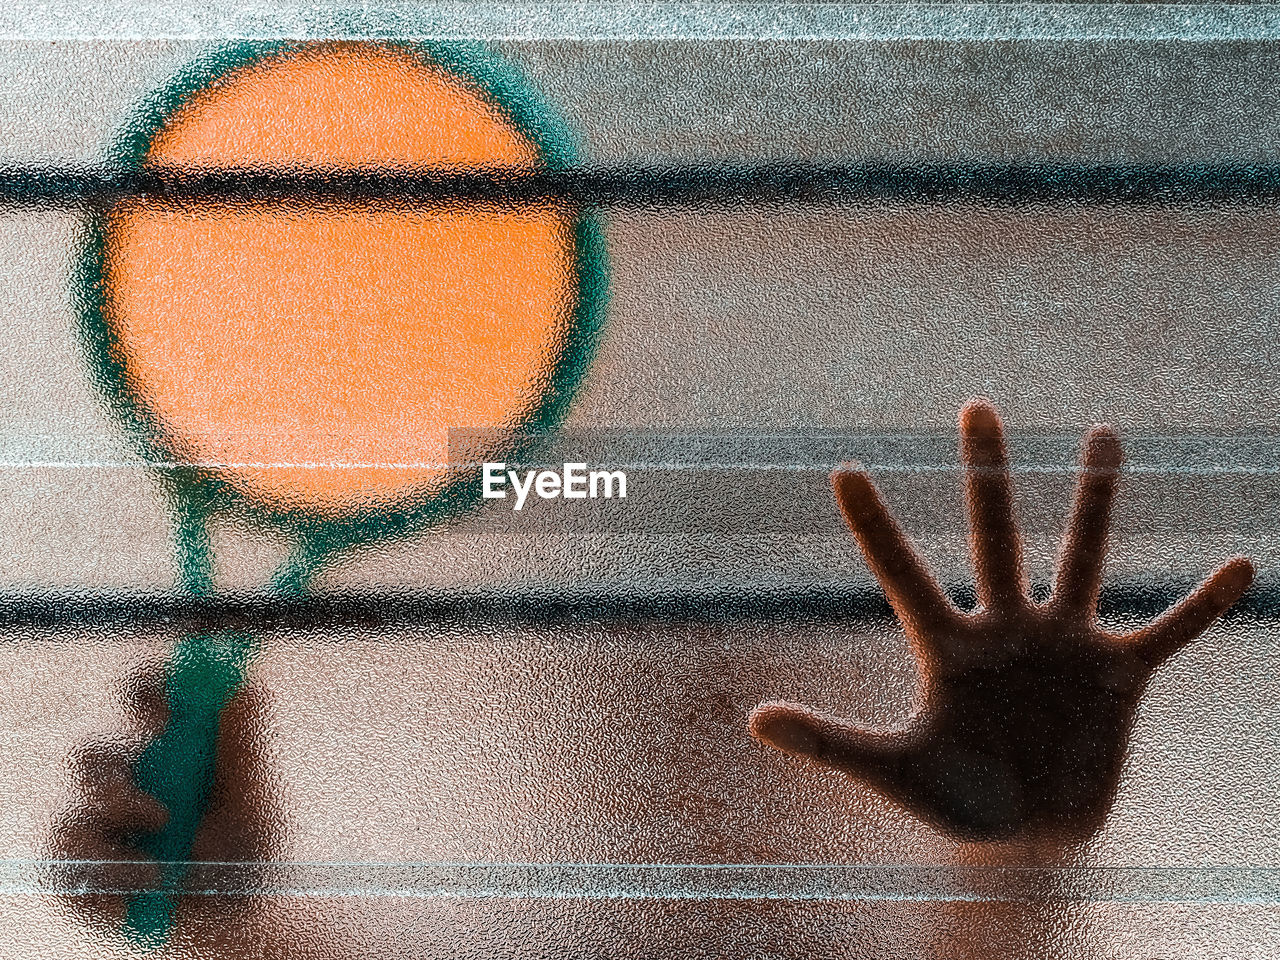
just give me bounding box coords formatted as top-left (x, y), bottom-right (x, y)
top-left (0, 581), bottom-right (1275, 632)
top-left (7, 163), bottom-right (1280, 208)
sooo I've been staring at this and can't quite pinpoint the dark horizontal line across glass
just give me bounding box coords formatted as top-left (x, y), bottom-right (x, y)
top-left (0, 581), bottom-right (1273, 631)
top-left (7, 163), bottom-right (1280, 207)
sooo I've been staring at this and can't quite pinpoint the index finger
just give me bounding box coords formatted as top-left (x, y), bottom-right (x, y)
top-left (833, 466), bottom-right (959, 638)
top-left (121, 664), bottom-right (169, 733)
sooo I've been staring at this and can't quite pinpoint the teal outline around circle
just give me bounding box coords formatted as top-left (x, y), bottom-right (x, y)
top-left (72, 39), bottom-right (610, 580)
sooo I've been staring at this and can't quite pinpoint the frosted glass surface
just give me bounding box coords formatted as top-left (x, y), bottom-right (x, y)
top-left (0, 5), bottom-right (1277, 957)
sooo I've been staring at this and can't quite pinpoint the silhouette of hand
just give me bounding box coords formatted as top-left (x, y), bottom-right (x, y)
top-left (48, 665), bottom-right (285, 954)
top-left (750, 400), bottom-right (1255, 844)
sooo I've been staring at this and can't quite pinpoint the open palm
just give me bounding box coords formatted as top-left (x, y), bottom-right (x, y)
top-left (750, 400), bottom-right (1254, 843)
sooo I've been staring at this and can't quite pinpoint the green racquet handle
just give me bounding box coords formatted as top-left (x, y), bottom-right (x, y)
top-left (122, 632), bottom-right (253, 946)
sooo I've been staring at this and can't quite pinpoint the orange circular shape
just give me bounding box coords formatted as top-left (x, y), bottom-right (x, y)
top-left (97, 42), bottom-right (587, 518)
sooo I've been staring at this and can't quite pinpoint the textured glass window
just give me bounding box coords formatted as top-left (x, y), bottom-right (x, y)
top-left (0, 4), bottom-right (1277, 957)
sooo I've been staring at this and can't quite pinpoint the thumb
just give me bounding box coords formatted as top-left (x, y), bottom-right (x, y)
top-left (191, 684), bottom-right (283, 864)
top-left (749, 701), bottom-right (901, 784)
